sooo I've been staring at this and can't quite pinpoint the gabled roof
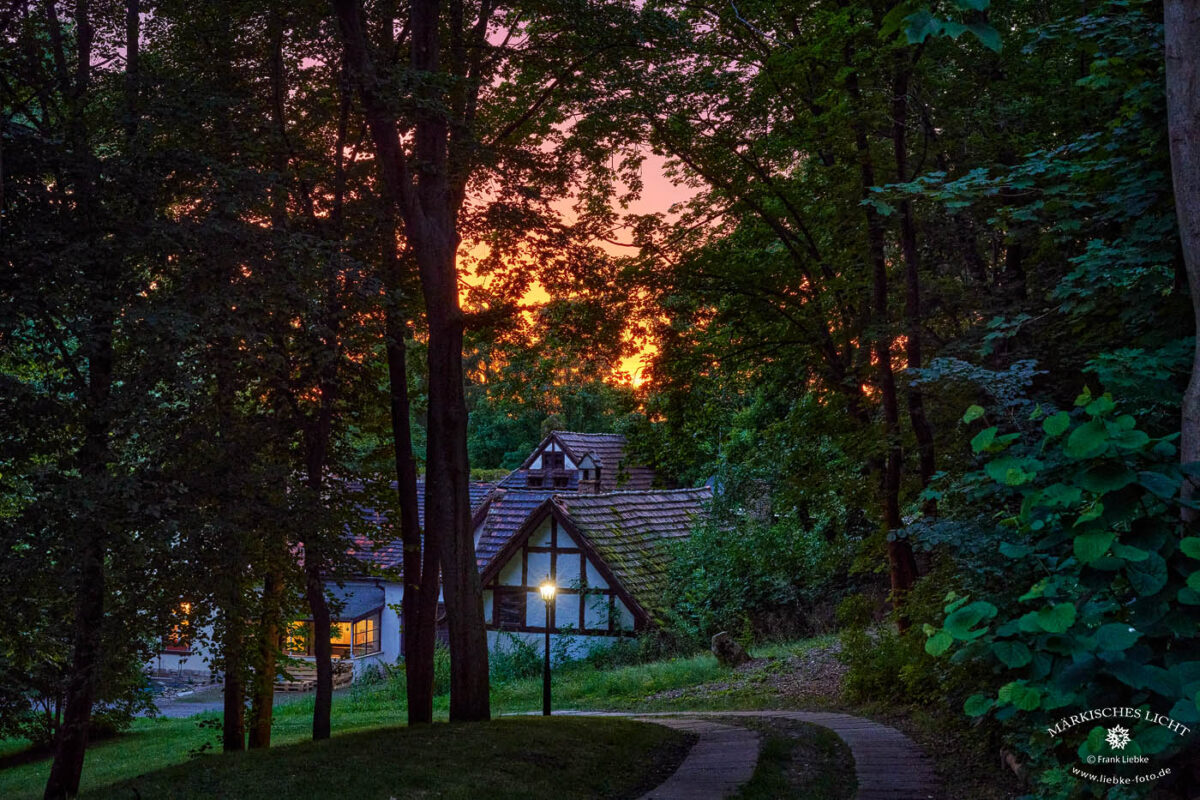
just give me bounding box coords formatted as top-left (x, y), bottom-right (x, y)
top-left (349, 480), bottom-right (495, 572)
top-left (498, 431), bottom-right (655, 491)
top-left (554, 487), bottom-right (712, 614)
top-left (473, 489), bottom-right (557, 568)
top-left (476, 486), bottom-right (712, 621)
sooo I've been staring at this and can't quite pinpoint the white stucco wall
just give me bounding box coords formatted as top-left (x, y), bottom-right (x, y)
top-left (487, 629), bottom-right (625, 665)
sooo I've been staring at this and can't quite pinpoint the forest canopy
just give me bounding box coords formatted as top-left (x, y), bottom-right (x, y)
top-left (3, 0), bottom-right (1199, 798)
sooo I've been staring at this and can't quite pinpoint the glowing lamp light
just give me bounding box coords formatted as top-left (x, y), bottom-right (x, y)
top-left (539, 581), bottom-right (556, 603)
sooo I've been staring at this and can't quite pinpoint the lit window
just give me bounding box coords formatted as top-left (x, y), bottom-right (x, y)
top-left (353, 617), bottom-right (380, 656)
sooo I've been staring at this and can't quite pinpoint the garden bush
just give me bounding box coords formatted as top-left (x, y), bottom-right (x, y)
top-left (921, 392), bottom-right (1200, 798)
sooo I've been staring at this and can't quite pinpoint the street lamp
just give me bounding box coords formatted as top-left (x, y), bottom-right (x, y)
top-left (539, 580), bottom-right (556, 716)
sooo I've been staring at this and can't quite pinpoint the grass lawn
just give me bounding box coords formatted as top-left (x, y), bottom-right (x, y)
top-left (0, 638), bottom-right (848, 798)
top-left (1, 718), bottom-right (691, 800)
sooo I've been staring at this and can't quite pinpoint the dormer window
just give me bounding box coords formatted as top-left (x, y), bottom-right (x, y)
top-left (553, 476), bottom-right (569, 488)
top-left (543, 452), bottom-right (565, 470)
top-left (527, 475), bottom-right (544, 488)
top-left (582, 469), bottom-right (591, 480)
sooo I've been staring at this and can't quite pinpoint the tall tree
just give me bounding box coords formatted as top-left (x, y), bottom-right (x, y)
top-left (1167, 1), bottom-right (1200, 505)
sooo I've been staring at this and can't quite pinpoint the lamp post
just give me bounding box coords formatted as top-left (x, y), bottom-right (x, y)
top-left (539, 580), bottom-right (556, 716)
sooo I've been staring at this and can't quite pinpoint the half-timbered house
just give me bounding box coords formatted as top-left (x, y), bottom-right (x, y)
top-left (149, 432), bottom-right (711, 681)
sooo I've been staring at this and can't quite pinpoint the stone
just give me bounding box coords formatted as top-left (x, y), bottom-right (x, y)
top-left (710, 631), bottom-right (751, 668)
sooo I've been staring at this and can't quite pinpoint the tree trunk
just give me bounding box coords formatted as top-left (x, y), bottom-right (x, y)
top-left (891, 59), bottom-right (937, 513)
top-left (220, 606), bottom-right (246, 751)
top-left (247, 569), bottom-right (283, 749)
top-left (44, 4), bottom-right (109, 793)
top-left (334, 0), bottom-right (491, 721)
top-left (847, 65), bottom-right (918, 627)
top-left (420, 241), bottom-right (489, 721)
top-left (1166, 1), bottom-right (1200, 516)
top-left (304, 563), bottom-right (333, 740)
top-left (381, 215), bottom-right (437, 725)
top-left (410, 0), bottom-right (489, 723)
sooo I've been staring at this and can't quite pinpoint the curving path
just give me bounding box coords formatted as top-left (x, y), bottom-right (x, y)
top-left (557, 710), bottom-right (941, 800)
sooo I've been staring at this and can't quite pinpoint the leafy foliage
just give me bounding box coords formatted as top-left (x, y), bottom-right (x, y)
top-left (923, 395), bottom-right (1200, 794)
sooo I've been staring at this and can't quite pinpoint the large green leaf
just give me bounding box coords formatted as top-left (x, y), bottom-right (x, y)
top-left (998, 681), bottom-right (1040, 710)
top-left (1188, 571), bottom-right (1200, 593)
top-left (971, 426), bottom-right (997, 453)
top-left (1126, 552), bottom-right (1168, 595)
top-left (925, 631), bottom-right (953, 656)
top-left (1076, 463), bottom-right (1135, 494)
top-left (967, 21), bottom-right (1002, 52)
top-left (963, 694), bottom-right (993, 717)
top-left (1093, 623), bottom-right (1140, 651)
top-left (1074, 531), bottom-right (1115, 563)
top-left (1139, 470), bottom-right (1181, 499)
top-left (1180, 538), bottom-right (1200, 560)
top-left (1043, 412), bottom-right (1070, 437)
top-left (962, 404), bottom-right (985, 423)
top-left (985, 456), bottom-right (1036, 486)
top-left (1037, 603), bottom-right (1076, 633)
top-left (1065, 420), bottom-right (1108, 459)
top-left (992, 639), bottom-right (1032, 668)
top-left (944, 601), bottom-right (997, 640)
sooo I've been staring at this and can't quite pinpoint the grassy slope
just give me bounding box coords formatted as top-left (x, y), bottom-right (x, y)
top-left (0, 650), bottom-right (736, 799)
top-left (89, 718), bottom-right (690, 800)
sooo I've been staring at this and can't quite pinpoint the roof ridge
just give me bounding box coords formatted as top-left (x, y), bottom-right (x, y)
top-left (558, 486), bottom-right (712, 499)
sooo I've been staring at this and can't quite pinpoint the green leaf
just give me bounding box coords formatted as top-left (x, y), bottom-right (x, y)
top-left (1138, 470), bottom-right (1180, 499)
top-left (1084, 395), bottom-right (1115, 418)
top-left (985, 456), bottom-right (1035, 486)
top-left (967, 22), bottom-right (1002, 52)
top-left (1169, 697), bottom-right (1200, 725)
top-left (1111, 542), bottom-right (1149, 562)
top-left (1181, 538), bottom-right (1200, 560)
top-left (1065, 420), bottom-right (1108, 459)
top-left (904, 10), bottom-right (941, 44)
top-left (971, 426), bottom-right (997, 453)
top-left (962, 404), bottom-right (985, 424)
top-left (1127, 552), bottom-right (1168, 595)
top-left (1188, 571), bottom-right (1200, 593)
top-left (1076, 463), bottom-right (1135, 494)
top-left (1093, 623), bottom-right (1140, 651)
top-left (944, 601), bottom-right (997, 640)
top-left (1074, 531), bottom-right (1115, 563)
top-left (964, 694), bottom-right (993, 717)
top-left (992, 640), bottom-right (1032, 668)
top-left (925, 630), bottom-right (953, 656)
top-left (1043, 412), bottom-right (1070, 437)
top-left (998, 681), bottom-right (1040, 710)
top-left (1037, 603), bottom-right (1076, 633)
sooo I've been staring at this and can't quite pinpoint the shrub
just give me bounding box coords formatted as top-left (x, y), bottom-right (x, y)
top-left (489, 633), bottom-right (541, 683)
top-left (922, 393), bottom-right (1200, 797)
top-left (667, 511), bottom-right (853, 640)
top-left (432, 643), bottom-right (452, 697)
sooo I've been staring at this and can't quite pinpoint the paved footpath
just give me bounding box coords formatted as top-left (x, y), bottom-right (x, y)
top-left (560, 710), bottom-right (941, 800)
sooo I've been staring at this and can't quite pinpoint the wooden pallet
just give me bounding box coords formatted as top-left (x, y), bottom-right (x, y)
top-left (276, 661), bottom-right (353, 692)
